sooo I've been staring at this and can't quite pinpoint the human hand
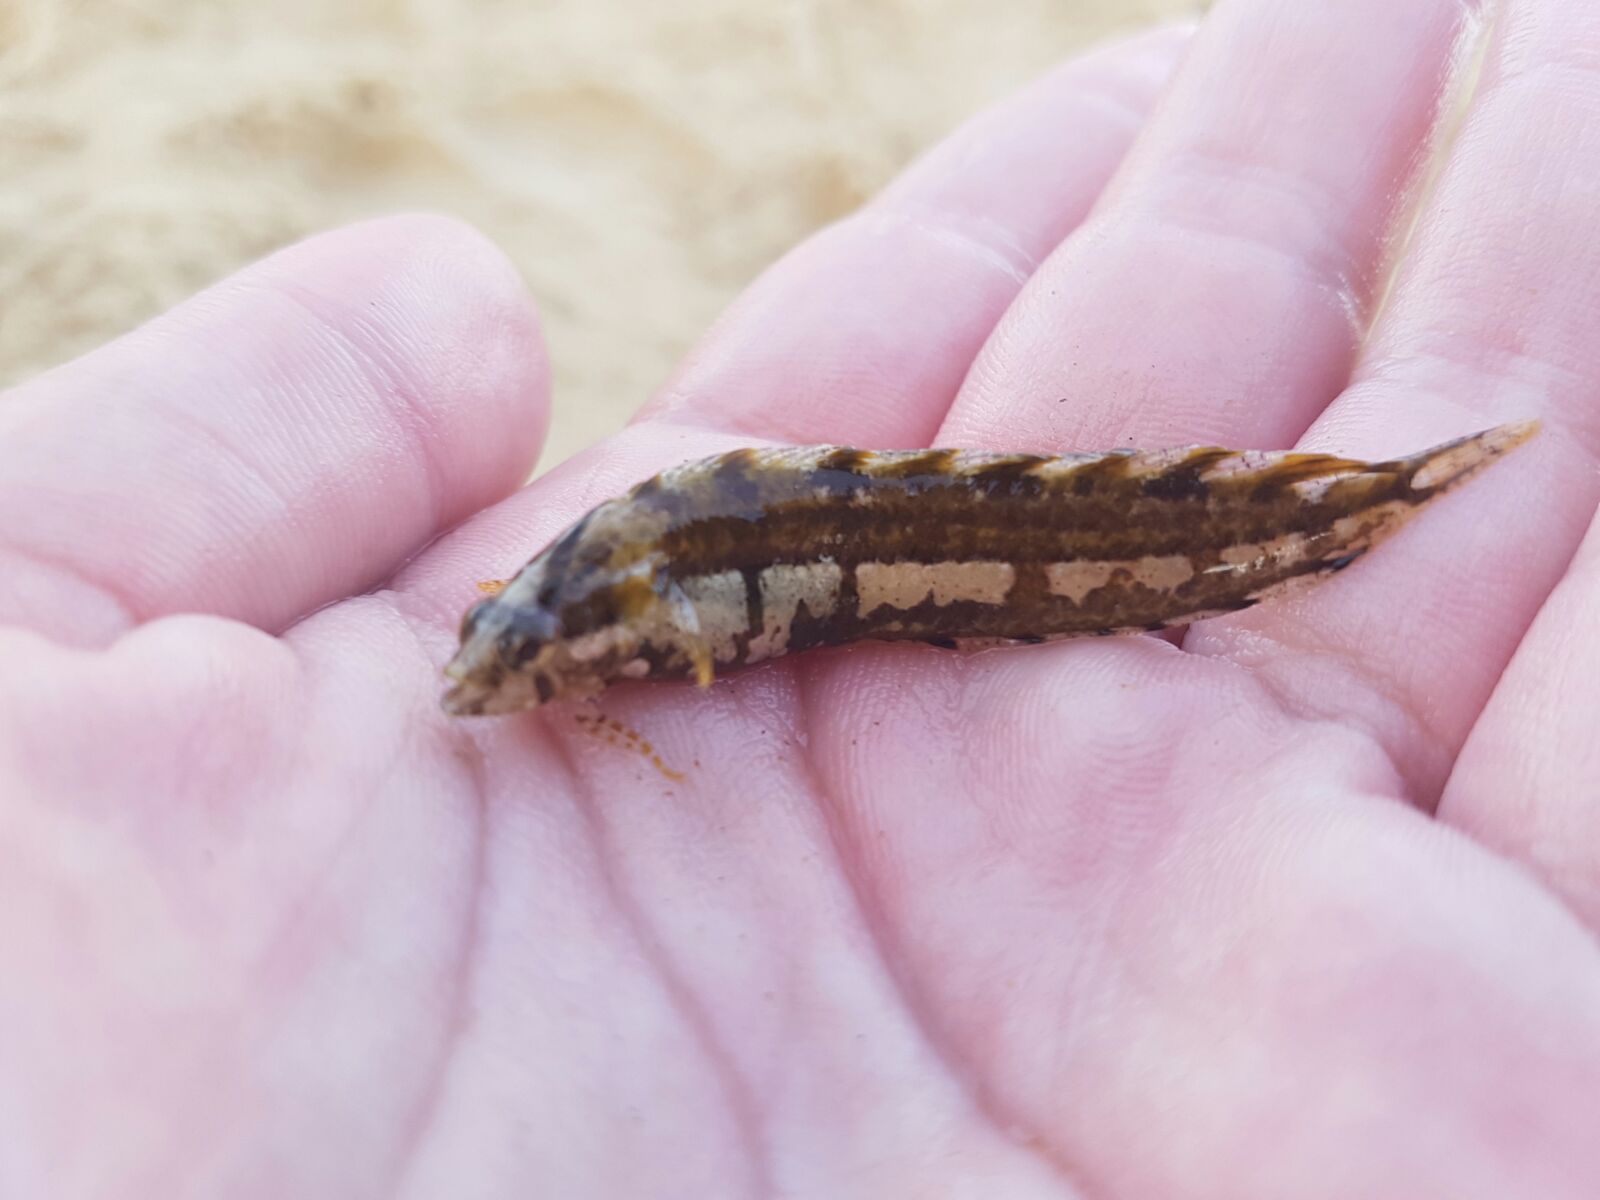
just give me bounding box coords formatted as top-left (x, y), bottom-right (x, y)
top-left (5, 3), bottom-right (1600, 1196)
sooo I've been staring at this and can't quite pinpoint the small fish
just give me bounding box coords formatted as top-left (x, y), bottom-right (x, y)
top-left (442, 422), bottom-right (1537, 715)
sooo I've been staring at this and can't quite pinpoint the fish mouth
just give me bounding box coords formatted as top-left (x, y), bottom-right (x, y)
top-left (441, 651), bottom-right (550, 717)
top-left (441, 649), bottom-right (498, 716)
top-left (441, 674), bottom-right (488, 717)
top-left (440, 680), bottom-right (487, 716)
top-left (441, 676), bottom-right (536, 717)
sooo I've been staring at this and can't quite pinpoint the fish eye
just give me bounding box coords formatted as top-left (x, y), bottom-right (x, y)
top-left (479, 602), bottom-right (561, 671)
top-left (511, 602), bottom-right (561, 645)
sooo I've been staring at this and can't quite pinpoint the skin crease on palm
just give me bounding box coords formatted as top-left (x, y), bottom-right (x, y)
top-left (8, 0), bottom-right (1600, 1194)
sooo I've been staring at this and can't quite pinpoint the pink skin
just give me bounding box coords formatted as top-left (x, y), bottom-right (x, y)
top-left (3, 3), bottom-right (1600, 1195)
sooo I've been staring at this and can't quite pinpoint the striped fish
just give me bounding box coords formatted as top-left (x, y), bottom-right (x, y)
top-left (442, 422), bottom-right (1536, 715)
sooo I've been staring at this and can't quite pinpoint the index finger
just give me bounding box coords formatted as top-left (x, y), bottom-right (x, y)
top-left (0, 216), bottom-right (548, 645)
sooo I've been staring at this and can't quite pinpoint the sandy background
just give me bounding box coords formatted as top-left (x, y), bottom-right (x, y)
top-left (1, 0), bottom-right (1197, 469)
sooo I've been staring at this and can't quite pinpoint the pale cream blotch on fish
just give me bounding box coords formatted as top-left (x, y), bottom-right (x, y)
top-left (855, 561), bottom-right (1015, 617)
top-left (1129, 554), bottom-right (1196, 591)
top-left (1046, 555), bottom-right (1195, 603)
top-left (678, 570), bottom-right (750, 663)
top-left (1210, 532), bottom-right (1312, 576)
top-left (747, 560), bottom-right (843, 663)
top-left (1045, 561), bottom-right (1117, 604)
top-left (442, 422), bottom-right (1539, 714)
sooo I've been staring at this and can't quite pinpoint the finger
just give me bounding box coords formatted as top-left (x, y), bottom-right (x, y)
top-left (939, 0), bottom-right (1478, 451)
top-left (1441, 509), bottom-right (1600, 932)
top-left (1186, 0), bottom-right (1600, 798)
top-left (636, 21), bottom-right (1195, 449)
top-left (0, 214), bottom-right (547, 645)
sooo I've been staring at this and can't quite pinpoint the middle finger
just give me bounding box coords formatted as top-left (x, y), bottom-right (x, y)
top-left (939, 0), bottom-right (1481, 454)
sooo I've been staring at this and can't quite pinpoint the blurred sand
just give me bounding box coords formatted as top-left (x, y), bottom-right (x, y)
top-left (1, 0), bottom-right (1197, 468)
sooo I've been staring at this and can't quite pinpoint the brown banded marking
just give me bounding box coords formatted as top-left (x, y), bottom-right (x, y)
top-left (865, 448), bottom-right (961, 480)
top-left (441, 422), bottom-right (1539, 715)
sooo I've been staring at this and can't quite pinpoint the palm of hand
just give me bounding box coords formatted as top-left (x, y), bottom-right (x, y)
top-left (7, 8), bottom-right (1600, 1198)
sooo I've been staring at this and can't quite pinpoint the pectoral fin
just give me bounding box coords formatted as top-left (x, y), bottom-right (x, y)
top-left (660, 577), bottom-right (716, 688)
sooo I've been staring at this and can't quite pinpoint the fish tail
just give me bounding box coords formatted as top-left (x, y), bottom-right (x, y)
top-left (1387, 420), bottom-right (1540, 497)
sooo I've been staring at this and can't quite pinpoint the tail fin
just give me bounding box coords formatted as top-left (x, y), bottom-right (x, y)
top-left (1391, 420), bottom-right (1540, 496)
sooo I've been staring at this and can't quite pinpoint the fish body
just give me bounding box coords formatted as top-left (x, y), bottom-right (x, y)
top-left (443, 422), bottom-right (1536, 715)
